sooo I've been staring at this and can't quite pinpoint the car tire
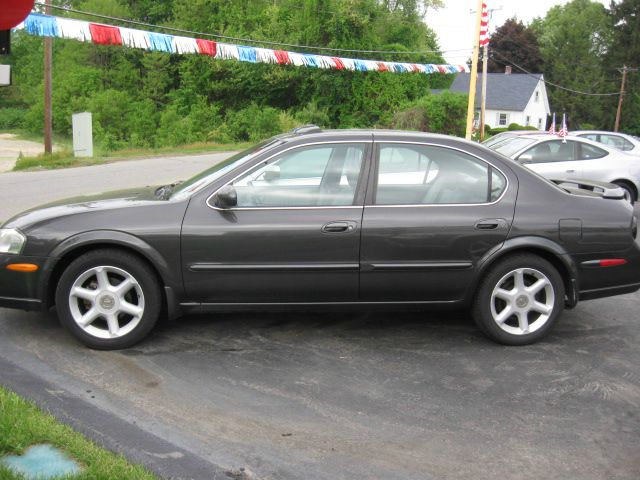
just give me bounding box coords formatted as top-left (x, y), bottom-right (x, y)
top-left (472, 254), bottom-right (565, 346)
top-left (612, 181), bottom-right (636, 204)
top-left (55, 249), bottom-right (162, 350)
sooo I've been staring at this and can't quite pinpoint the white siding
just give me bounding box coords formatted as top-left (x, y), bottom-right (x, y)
top-left (481, 76), bottom-right (551, 130)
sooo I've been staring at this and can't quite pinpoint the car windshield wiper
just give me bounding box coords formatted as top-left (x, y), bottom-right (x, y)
top-left (154, 181), bottom-right (183, 199)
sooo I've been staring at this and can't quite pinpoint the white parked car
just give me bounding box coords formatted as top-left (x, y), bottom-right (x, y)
top-left (488, 134), bottom-right (640, 202)
top-left (573, 130), bottom-right (640, 155)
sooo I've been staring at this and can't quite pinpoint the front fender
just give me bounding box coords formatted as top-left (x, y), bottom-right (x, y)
top-left (40, 229), bottom-right (182, 302)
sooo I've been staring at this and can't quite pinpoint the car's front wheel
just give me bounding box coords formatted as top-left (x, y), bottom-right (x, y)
top-left (55, 249), bottom-right (162, 350)
top-left (472, 254), bottom-right (565, 345)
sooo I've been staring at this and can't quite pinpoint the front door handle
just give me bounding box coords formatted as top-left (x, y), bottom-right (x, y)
top-left (566, 169), bottom-right (576, 173)
top-left (475, 219), bottom-right (506, 230)
top-left (322, 221), bottom-right (356, 234)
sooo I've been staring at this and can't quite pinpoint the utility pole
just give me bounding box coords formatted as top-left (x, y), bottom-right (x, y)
top-left (479, 43), bottom-right (488, 140)
top-left (44, 0), bottom-right (53, 154)
top-left (465, 0), bottom-right (485, 140)
top-left (614, 65), bottom-right (638, 132)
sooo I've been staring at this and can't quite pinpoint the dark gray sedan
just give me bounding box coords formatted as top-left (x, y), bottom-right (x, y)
top-left (1, 127), bottom-right (639, 349)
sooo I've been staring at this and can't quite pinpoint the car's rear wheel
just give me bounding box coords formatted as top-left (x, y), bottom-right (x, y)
top-left (55, 249), bottom-right (162, 350)
top-left (472, 254), bottom-right (565, 345)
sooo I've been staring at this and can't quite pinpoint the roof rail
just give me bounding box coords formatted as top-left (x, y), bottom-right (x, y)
top-left (291, 124), bottom-right (322, 135)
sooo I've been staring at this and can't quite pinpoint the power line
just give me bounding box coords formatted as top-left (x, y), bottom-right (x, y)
top-left (490, 50), bottom-right (621, 96)
top-left (32, 2), bottom-right (470, 57)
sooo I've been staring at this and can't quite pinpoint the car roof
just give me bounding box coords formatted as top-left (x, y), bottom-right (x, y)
top-left (278, 126), bottom-right (478, 145)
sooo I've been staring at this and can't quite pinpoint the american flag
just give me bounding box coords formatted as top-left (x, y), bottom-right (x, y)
top-left (479, 3), bottom-right (490, 46)
top-left (558, 113), bottom-right (568, 139)
top-left (548, 113), bottom-right (556, 134)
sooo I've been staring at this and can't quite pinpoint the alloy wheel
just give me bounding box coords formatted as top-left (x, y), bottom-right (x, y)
top-left (68, 265), bottom-right (145, 339)
top-left (489, 267), bottom-right (555, 336)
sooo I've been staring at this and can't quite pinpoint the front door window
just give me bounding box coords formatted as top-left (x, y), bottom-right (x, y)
top-left (231, 144), bottom-right (365, 207)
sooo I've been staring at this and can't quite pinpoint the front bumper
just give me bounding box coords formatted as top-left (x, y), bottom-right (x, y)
top-left (0, 254), bottom-right (49, 312)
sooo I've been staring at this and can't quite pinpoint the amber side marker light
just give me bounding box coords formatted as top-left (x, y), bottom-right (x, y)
top-left (6, 263), bottom-right (39, 272)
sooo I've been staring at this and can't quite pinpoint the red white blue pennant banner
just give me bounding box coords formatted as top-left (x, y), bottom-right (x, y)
top-left (16, 13), bottom-right (469, 75)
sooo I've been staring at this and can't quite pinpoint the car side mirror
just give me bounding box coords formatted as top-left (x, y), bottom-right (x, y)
top-left (262, 165), bottom-right (281, 183)
top-left (518, 153), bottom-right (533, 164)
top-left (215, 185), bottom-right (237, 209)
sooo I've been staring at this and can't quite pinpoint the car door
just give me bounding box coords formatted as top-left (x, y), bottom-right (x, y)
top-left (181, 141), bottom-right (371, 304)
top-left (577, 141), bottom-right (613, 180)
top-left (360, 142), bottom-right (516, 302)
top-left (517, 140), bottom-right (583, 180)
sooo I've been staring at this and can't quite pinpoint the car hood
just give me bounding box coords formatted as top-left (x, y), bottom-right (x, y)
top-left (3, 186), bottom-right (166, 229)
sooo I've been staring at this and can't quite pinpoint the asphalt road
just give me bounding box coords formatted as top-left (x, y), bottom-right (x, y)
top-left (1, 156), bottom-right (639, 479)
top-left (0, 152), bottom-right (232, 222)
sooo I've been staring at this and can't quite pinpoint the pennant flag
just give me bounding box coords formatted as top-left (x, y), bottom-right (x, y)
top-left (548, 112), bottom-right (556, 135)
top-left (479, 3), bottom-right (490, 47)
top-left (16, 13), bottom-right (469, 76)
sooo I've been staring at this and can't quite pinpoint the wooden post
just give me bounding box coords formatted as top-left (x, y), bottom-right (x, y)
top-left (44, 0), bottom-right (53, 154)
top-left (465, 0), bottom-right (484, 140)
top-left (614, 65), bottom-right (627, 133)
top-left (479, 43), bottom-right (488, 141)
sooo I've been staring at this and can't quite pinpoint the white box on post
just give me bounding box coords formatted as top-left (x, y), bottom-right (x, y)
top-left (0, 65), bottom-right (10, 86)
top-left (72, 112), bottom-right (93, 158)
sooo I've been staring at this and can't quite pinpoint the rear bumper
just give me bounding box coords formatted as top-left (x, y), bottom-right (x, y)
top-left (576, 244), bottom-right (640, 301)
top-left (0, 254), bottom-right (49, 312)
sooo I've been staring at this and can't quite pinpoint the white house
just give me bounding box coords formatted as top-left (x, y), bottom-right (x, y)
top-left (448, 71), bottom-right (551, 130)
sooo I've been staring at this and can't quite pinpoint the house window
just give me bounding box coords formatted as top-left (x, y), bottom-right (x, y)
top-left (535, 91), bottom-right (540, 102)
top-left (497, 113), bottom-right (508, 126)
top-left (525, 116), bottom-right (531, 126)
top-left (537, 118), bottom-right (543, 129)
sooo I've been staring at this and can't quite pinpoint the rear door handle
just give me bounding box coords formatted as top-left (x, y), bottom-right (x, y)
top-left (566, 169), bottom-right (576, 173)
top-left (475, 219), bottom-right (505, 230)
top-left (322, 221), bottom-right (356, 233)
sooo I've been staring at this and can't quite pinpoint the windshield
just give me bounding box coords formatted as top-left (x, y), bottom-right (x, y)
top-left (170, 138), bottom-right (283, 200)
top-left (482, 133), bottom-right (513, 148)
top-left (493, 137), bottom-right (538, 157)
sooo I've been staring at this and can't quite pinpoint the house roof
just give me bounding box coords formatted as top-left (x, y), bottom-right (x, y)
top-left (449, 73), bottom-right (543, 111)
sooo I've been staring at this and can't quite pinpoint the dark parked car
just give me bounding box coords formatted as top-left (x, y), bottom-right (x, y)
top-left (1, 127), bottom-right (639, 349)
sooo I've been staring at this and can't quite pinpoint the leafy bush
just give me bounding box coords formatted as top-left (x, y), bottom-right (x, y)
top-left (507, 123), bottom-right (538, 131)
top-left (389, 91), bottom-right (467, 136)
top-left (294, 102), bottom-right (331, 127)
top-left (0, 108), bottom-right (26, 129)
top-left (390, 106), bottom-right (429, 131)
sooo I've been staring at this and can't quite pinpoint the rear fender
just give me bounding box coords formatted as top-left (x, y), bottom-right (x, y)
top-left (468, 236), bottom-right (579, 308)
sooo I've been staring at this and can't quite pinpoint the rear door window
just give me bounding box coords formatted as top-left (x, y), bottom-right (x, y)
top-left (375, 144), bottom-right (506, 205)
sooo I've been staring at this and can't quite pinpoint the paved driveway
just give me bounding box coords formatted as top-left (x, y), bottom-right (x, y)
top-left (0, 151), bottom-right (232, 222)
top-left (0, 156), bottom-right (639, 479)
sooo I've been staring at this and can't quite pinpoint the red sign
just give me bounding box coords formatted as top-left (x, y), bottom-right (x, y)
top-left (0, 0), bottom-right (35, 30)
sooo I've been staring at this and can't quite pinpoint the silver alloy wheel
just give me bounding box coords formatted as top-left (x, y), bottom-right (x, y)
top-left (490, 267), bottom-right (555, 335)
top-left (68, 265), bottom-right (145, 339)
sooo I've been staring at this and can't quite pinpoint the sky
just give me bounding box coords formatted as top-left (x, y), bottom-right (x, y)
top-left (427, 0), bottom-right (609, 64)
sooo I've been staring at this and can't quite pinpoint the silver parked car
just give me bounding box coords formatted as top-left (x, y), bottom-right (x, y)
top-left (573, 130), bottom-right (640, 155)
top-left (488, 134), bottom-right (640, 202)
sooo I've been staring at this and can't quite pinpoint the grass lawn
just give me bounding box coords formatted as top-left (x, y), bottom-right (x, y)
top-left (0, 386), bottom-right (156, 479)
top-left (12, 142), bottom-right (251, 171)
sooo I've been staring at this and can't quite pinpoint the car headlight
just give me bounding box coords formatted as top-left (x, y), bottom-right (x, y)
top-left (0, 228), bottom-right (26, 254)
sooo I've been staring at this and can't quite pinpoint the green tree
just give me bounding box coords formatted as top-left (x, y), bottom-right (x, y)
top-left (532, 0), bottom-right (614, 129)
top-left (487, 18), bottom-right (543, 73)
top-left (605, 0), bottom-right (640, 134)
